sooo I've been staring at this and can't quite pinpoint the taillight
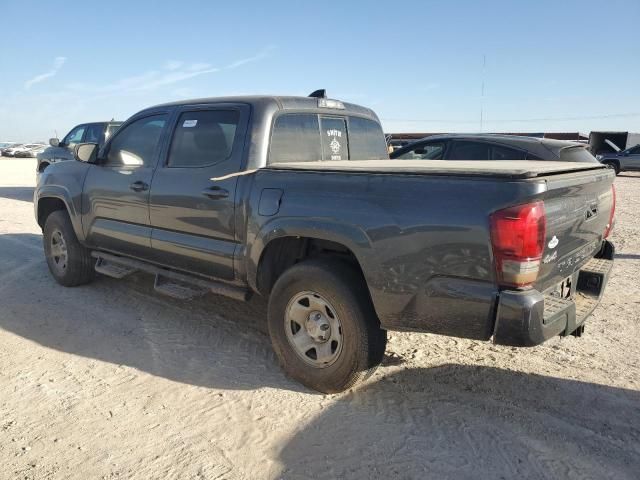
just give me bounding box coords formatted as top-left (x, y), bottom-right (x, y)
top-left (604, 184), bottom-right (616, 239)
top-left (490, 201), bottom-right (546, 288)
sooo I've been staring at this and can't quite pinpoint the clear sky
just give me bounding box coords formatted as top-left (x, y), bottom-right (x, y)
top-left (1, 0), bottom-right (639, 141)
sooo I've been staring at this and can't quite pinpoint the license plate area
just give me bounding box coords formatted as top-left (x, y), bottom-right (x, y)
top-left (548, 275), bottom-right (575, 301)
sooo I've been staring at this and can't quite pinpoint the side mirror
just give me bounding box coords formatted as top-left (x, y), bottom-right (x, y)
top-left (49, 138), bottom-right (60, 147)
top-left (74, 143), bottom-right (98, 163)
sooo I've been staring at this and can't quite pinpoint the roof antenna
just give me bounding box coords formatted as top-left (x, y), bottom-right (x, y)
top-left (308, 89), bottom-right (326, 99)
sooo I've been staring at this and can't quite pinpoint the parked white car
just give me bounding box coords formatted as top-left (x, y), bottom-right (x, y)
top-left (3, 143), bottom-right (44, 157)
top-left (15, 144), bottom-right (47, 158)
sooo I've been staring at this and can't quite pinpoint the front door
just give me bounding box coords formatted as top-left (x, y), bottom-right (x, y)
top-left (82, 113), bottom-right (169, 259)
top-left (622, 145), bottom-right (640, 170)
top-left (148, 104), bottom-right (249, 280)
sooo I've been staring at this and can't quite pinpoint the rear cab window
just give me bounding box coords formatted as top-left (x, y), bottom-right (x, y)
top-left (269, 113), bottom-right (387, 164)
top-left (559, 146), bottom-right (598, 163)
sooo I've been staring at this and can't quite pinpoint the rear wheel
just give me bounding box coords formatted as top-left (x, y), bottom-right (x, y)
top-left (43, 210), bottom-right (95, 287)
top-left (268, 259), bottom-right (387, 393)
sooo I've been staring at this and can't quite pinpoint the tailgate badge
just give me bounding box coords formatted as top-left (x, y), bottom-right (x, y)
top-left (548, 236), bottom-right (559, 249)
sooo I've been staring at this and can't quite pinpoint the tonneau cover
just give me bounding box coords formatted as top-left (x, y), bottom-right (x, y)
top-left (267, 160), bottom-right (606, 179)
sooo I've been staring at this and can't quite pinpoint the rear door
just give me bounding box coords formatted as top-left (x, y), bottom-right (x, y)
top-left (82, 113), bottom-right (169, 258)
top-left (148, 103), bottom-right (250, 280)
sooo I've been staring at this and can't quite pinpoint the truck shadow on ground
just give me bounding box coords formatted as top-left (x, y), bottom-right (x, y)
top-left (277, 364), bottom-right (640, 479)
top-left (0, 233), bottom-right (404, 392)
top-left (0, 186), bottom-right (34, 202)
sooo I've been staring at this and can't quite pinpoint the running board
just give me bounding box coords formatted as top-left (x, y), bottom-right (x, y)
top-left (95, 257), bottom-right (138, 279)
top-left (91, 252), bottom-right (251, 301)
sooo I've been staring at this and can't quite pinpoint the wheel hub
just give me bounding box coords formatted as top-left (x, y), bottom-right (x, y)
top-left (305, 311), bottom-right (331, 342)
top-left (284, 291), bottom-right (343, 368)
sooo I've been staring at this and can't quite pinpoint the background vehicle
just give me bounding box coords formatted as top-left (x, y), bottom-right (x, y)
top-left (35, 94), bottom-right (615, 393)
top-left (597, 144), bottom-right (640, 174)
top-left (37, 121), bottom-right (122, 172)
top-left (14, 144), bottom-right (47, 158)
top-left (3, 143), bottom-right (44, 157)
top-left (391, 133), bottom-right (598, 162)
top-left (0, 142), bottom-right (19, 156)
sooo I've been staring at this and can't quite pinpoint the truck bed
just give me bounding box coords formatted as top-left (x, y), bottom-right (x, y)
top-left (268, 159), bottom-right (606, 179)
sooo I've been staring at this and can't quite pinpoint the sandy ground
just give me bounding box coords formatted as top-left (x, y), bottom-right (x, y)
top-left (0, 158), bottom-right (638, 479)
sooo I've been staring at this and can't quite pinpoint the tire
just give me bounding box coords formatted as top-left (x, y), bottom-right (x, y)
top-left (43, 210), bottom-right (95, 287)
top-left (268, 258), bottom-right (387, 393)
top-left (603, 161), bottom-right (620, 175)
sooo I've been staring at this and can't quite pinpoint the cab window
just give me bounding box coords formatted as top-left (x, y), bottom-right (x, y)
top-left (396, 141), bottom-right (445, 160)
top-left (104, 115), bottom-right (167, 167)
top-left (168, 110), bottom-right (239, 167)
top-left (448, 141), bottom-right (490, 160)
top-left (62, 125), bottom-right (86, 145)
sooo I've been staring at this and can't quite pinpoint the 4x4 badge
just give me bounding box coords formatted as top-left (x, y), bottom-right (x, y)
top-left (548, 236), bottom-right (559, 249)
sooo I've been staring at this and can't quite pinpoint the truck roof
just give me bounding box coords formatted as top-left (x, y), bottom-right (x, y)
top-left (149, 95), bottom-right (379, 119)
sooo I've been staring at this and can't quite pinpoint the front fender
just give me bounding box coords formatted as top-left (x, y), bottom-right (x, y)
top-left (35, 184), bottom-right (85, 241)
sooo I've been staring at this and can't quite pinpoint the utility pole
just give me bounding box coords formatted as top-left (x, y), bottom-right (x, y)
top-left (480, 54), bottom-right (486, 132)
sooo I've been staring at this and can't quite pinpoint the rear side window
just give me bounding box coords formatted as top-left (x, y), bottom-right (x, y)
top-left (270, 114), bottom-right (322, 163)
top-left (559, 146), bottom-right (598, 163)
top-left (491, 145), bottom-right (526, 160)
top-left (168, 110), bottom-right (239, 167)
top-left (348, 117), bottom-right (388, 160)
top-left (448, 141), bottom-right (490, 160)
top-left (269, 113), bottom-right (387, 164)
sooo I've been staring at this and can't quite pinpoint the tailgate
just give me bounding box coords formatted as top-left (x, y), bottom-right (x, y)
top-left (535, 169), bottom-right (615, 292)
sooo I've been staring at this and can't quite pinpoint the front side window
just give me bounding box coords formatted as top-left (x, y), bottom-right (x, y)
top-left (396, 141), bottom-right (445, 160)
top-left (105, 115), bottom-right (167, 167)
top-left (448, 141), bottom-right (490, 160)
top-left (627, 145), bottom-right (640, 155)
top-left (168, 110), bottom-right (239, 167)
top-left (62, 125), bottom-right (86, 145)
top-left (270, 114), bottom-right (322, 163)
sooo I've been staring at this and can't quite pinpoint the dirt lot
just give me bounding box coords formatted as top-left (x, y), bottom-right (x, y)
top-left (0, 158), bottom-right (638, 479)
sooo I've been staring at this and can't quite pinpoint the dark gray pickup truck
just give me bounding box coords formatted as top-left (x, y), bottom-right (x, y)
top-left (34, 94), bottom-right (616, 393)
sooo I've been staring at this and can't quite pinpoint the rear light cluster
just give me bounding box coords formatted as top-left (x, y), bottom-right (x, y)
top-left (604, 184), bottom-right (616, 239)
top-left (490, 201), bottom-right (546, 288)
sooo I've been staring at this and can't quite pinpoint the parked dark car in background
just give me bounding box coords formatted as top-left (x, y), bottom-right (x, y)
top-left (597, 144), bottom-right (640, 174)
top-left (37, 121), bottom-right (122, 172)
top-left (390, 133), bottom-right (598, 162)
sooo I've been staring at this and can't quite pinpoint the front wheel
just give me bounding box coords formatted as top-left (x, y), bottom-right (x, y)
top-left (43, 210), bottom-right (95, 287)
top-left (267, 259), bottom-right (387, 393)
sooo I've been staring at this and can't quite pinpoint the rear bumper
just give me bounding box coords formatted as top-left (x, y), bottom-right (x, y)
top-left (493, 240), bottom-right (614, 347)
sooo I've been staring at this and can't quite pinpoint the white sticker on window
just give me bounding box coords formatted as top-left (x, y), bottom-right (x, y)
top-left (183, 119), bottom-right (198, 128)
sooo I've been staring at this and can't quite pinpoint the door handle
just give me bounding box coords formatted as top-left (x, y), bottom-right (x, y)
top-left (129, 181), bottom-right (149, 192)
top-left (201, 186), bottom-right (229, 199)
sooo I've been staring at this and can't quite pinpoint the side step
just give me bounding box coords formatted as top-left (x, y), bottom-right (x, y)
top-left (95, 257), bottom-right (138, 279)
top-left (91, 252), bottom-right (251, 301)
top-left (154, 275), bottom-right (208, 300)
